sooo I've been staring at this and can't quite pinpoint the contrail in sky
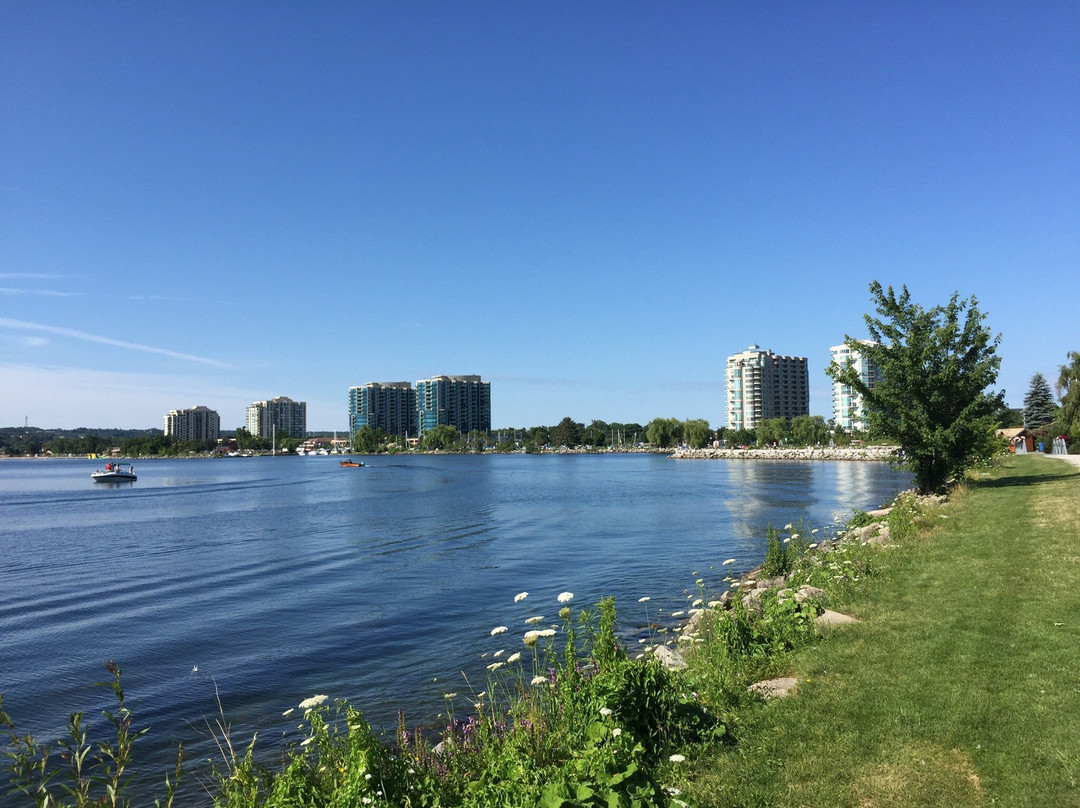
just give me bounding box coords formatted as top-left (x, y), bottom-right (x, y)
top-left (0, 318), bottom-right (231, 368)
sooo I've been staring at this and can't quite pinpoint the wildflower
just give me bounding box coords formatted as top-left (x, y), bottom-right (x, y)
top-left (487, 662), bottom-right (504, 671)
top-left (559, 606), bottom-right (571, 619)
top-left (708, 601), bottom-right (723, 608)
top-left (638, 596), bottom-right (651, 602)
top-left (365, 772), bottom-right (372, 780)
top-left (301, 736), bottom-right (315, 747)
top-left (282, 708), bottom-right (295, 717)
top-left (812, 528), bottom-right (819, 534)
top-left (494, 649), bottom-right (504, 657)
top-left (491, 626), bottom-right (508, 635)
top-left (783, 537), bottom-right (791, 544)
top-left (692, 598), bottom-right (702, 607)
top-left (600, 707), bottom-right (613, 717)
top-left (669, 753), bottom-right (686, 763)
top-left (507, 652), bottom-right (521, 663)
top-left (525, 615), bottom-right (545, 624)
top-left (723, 558), bottom-right (736, 565)
top-left (671, 610), bottom-right (684, 617)
top-left (299, 695), bottom-right (328, 710)
top-left (538, 628), bottom-right (556, 637)
top-left (515, 591), bottom-right (528, 602)
top-left (531, 675), bottom-right (547, 685)
top-left (784, 523), bottom-right (793, 530)
top-left (444, 692), bottom-right (457, 699)
top-left (523, 630), bottom-right (540, 646)
top-left (809, 543), bottom-right (818, 549)
top-left (791, 534), bottom-right (800, 540)
top-left (612, 728), bottom-right (622, 737)
top-left (558, 591), bottom-right (574, 603)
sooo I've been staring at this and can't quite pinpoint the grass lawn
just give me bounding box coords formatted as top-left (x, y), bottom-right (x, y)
top-left (684, 454), bottom-right (1080, 808)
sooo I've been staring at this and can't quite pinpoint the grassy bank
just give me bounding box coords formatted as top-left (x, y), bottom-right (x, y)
top-left (682, 454), bottom-right (1080, 807)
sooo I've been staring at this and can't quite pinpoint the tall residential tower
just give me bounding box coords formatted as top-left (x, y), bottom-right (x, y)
top-left (725, 345), bottom-right (809, 431)
top-left (164, 405), bottom-right (220, 442)
top-left (830, 340), bottom-right (880, 433)
top-left (246, 396), bottom-right (307, 440)
top-left (415, 375), bottom-right (491, 436)
top-left (348, 382), bottom-right (417, 437)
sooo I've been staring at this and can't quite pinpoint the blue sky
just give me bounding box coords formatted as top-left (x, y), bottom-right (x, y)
top-left (2, 3), bottom-right (1077, 431)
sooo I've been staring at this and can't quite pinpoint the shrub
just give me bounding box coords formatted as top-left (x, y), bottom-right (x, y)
top-left (761, 526), bottom-right (792, 578)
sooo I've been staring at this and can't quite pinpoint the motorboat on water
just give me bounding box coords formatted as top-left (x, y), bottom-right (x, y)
top-left (339, 459), bottom-right (364, 468)
top-left (91, 462), bottom-right (137, 482)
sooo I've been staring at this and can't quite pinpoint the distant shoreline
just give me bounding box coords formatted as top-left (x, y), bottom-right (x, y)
top-left (3, 446), bottom-right (900, 461)
top-left (671, 445), bottom-right (900, 461)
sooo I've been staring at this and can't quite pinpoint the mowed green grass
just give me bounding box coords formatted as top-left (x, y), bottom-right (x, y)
top-left (685, 455), bottom-right (1080, 808)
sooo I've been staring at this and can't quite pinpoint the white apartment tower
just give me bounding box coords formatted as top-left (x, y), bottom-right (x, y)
top-left (164, 405), bottom-right (221, 442)
top-left (830, 340), bottom-right (880, 433)
top-left (246, 396), bottom-right (307, 440)
top-left (725, 345), bottom-right (809, 431)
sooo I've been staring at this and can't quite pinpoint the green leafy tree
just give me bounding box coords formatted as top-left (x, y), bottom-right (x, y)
top-left (1023, 373), bottom-right (1056, 429)
top-left (791, 415), bottom-right (829, 446)
top-left (727, 428), bottom-right (756, 448)
top-left (465, 430), bottom-right (489, 452)
top-left (421, 424), bottom-right (461, 452)
top-left (827, 281), bottom-right (1004, 494)
top-left (525, 425), bottom-right (551, 452)
top-left (581, 420), bottom-right (610, 448)
top-left (1057, 351), bottom-right (1080, 438)
top-left (352, 426), bottom-right (378, 454)
top-left (645, 418), bottom-right (682, 448)
top-left (756, 418), bottom-right (789, 447)
top-left (552, 417), bottom-right (584, 449)
top-left (683, 419), bottom-right (713, 449)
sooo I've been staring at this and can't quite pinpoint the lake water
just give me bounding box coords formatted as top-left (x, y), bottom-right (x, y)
top-left (0, 453), bottom-right (909, 799)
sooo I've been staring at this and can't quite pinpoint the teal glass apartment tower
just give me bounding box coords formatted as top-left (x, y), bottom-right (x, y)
top-left (415, 375), bottom-right (491, 436)
top-left (348, 382), bottom-right (417, 437)
top-left (829, 340), bottom-right (881, 433)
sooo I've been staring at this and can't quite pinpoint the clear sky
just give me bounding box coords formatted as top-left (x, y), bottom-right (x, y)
top-left (2, 2), bottom-right (1077, 432)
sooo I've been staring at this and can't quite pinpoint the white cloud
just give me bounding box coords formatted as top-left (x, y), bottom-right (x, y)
top-left (0, 287), bottom-right (82, 297)
top-left (0, 318), bottom-right (230, 368)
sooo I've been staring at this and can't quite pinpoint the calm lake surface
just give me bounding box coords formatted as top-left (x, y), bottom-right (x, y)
top-left (1, 453), bottom-right (909, 797)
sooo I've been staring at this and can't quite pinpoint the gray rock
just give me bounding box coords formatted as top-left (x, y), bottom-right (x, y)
top-left (748, 676), bottom-right (798, 700)
top-left (796, 585), bottom-right (825, 603)
top-left (649, 644), bottom-right (687, 670)
top-left (815, 609), bottom-right (859, 628)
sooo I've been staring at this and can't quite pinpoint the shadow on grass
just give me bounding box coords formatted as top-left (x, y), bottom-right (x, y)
top-left (969, 467), bottom-right (1079, 489)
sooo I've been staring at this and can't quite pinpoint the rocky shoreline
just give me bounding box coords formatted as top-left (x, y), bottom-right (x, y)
top-left (671, 445), bottom-right (900, 461)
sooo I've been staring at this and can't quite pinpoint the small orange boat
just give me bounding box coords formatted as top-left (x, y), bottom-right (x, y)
top-left (339, 460), bottom-right (364, 468)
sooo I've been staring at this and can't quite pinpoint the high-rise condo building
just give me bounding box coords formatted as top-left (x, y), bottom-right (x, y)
top-left (164, 405), bottom-right (220, 442)
top-left (348, 382), bottom-right (417, 437)
top-left (725, 345), bottom-right (809, 431)
top-left (416, 375), bottom-right (491, 436)
top-left (830, 340), bottom-right (881, 433)
top-left (246, 396), bottom-right (307, 440)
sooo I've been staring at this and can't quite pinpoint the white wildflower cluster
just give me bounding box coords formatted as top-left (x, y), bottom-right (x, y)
top-left (298, 694), bottom-right (328, 711)
top-left (557, 591), bottom-right (574, 603)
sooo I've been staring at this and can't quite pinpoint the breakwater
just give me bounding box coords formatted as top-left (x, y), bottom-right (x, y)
top-left (672, 445), bottom-right (900, 461)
